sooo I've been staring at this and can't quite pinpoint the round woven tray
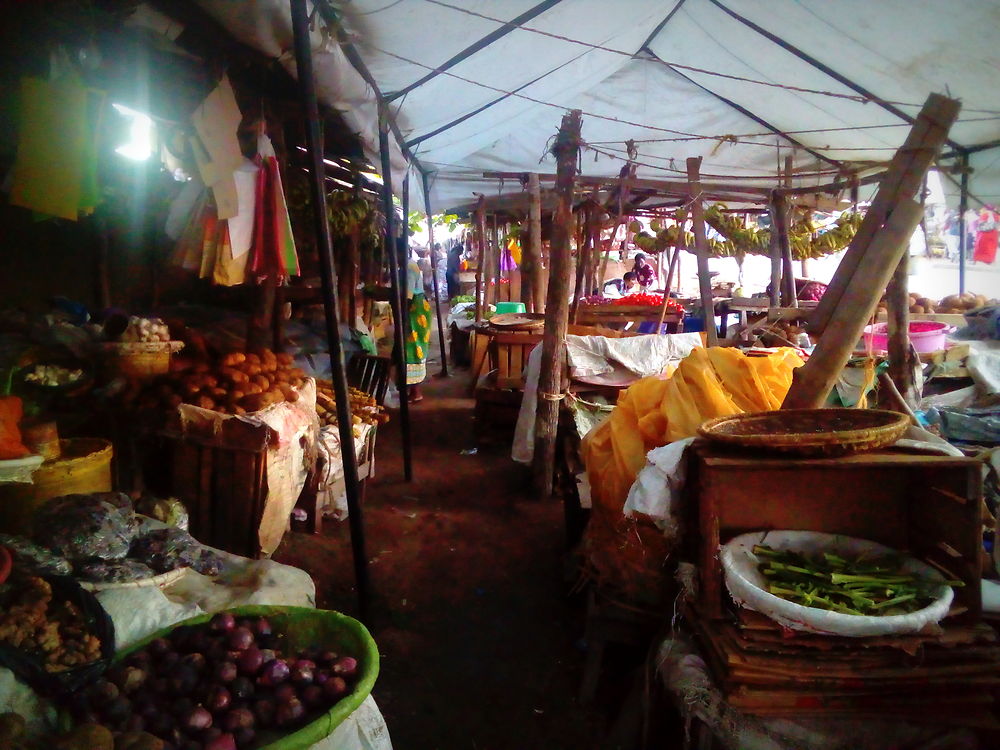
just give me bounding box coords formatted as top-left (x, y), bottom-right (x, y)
top-left (489, 312), bottom-right (545, 329)
top-left (698, 408), bottom-right (910, 457)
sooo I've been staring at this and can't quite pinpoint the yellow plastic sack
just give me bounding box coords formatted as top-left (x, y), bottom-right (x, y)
top-left (582, 347), bottom-right (803, 516)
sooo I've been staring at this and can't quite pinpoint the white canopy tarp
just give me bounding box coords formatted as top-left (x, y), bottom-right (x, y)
top-left (195, 0), bottom-right (1000, 210)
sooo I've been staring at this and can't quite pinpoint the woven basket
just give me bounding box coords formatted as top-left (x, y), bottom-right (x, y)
top-left (698, 408), bottom-right (910, 457)
top-left (100, 341), bottom-right (184, 379)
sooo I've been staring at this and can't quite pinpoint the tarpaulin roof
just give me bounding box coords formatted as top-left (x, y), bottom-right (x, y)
top-left (196, 0), bottom-right (1000, 212)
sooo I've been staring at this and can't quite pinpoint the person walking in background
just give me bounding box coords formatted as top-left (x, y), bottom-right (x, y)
top-left (632, 252), bottom-right (655, 288)
top-left (446, 243), bottom-right (465, 301)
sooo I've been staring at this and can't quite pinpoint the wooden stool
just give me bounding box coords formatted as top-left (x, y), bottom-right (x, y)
top-left (579, 587), bottom-right (664, 703)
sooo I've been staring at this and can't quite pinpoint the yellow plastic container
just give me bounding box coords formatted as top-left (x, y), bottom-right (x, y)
top-left (0, 438), bottom-right (113, 535)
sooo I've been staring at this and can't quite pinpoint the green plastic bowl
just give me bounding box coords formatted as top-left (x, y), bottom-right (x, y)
top-left (495, 301), bottom-right (526, 314)
top-left (117, 605), bottom-right (379, 749)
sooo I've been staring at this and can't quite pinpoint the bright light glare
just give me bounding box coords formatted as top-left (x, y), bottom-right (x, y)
top-left (112, 103), bottom-right (154, 161)
top-left (360, 170), bottom-right (383, 185)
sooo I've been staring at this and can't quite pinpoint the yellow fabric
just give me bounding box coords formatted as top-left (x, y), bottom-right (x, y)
top-left (508, 237), bottom-right (522, 265)
top-left (582, 347), bottom-right (804, 515)
top-left (10, 76), bottom-right (90, 220)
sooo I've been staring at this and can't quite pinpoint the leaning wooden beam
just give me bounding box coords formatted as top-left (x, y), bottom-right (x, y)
top-left (687, 157), bottom-right (720, 347)
top-left (781, 198), bottom-right (924, 410)
top-left (811, 94), bottom-right (961, 333)
top-left (657, 244), bottom-right (683, 332)
top-left (533, 110), bottom-right (582, 497)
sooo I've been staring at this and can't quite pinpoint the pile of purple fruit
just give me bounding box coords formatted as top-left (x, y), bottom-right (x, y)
top-left (70, 612), bottom-right (360, 750)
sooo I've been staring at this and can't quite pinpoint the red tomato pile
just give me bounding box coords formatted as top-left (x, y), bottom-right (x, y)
top-left (611, 293), bottom-right (684, 313)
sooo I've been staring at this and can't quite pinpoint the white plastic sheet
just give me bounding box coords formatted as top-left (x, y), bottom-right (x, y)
top-left (511, 333), bottom-right (702, 464)
top-left (195, 1), bottom-right (1000, 211)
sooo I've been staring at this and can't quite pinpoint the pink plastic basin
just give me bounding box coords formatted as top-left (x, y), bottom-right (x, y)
top-left (863, 321), bottom-right (950, 353)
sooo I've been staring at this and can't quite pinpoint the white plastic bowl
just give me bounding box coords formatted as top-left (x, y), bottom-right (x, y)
top-left (720, 530), bottom-right (954, 637)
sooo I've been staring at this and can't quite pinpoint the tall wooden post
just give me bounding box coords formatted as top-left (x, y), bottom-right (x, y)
top-left (600, 163), bottom-right (635, 288)
top-left (768, 194), bottom-right (782, 307)
top-left (421, 171), bottom-right (449, 376)
top-left (958, 151), bottom-right (969, 294)
top-left (687, 157), bottom-right (719, 347)
top-left (474, 197), bottom-right (486, 322)
top-left (377, 111), bottom-right (413, 482)
top-left (290, 0), bottom-right (370, 622)
top-left (657, 244), bottom-right (683, 333)
top-left (570, 202), bottom-right (594, 323)
top-left (533, 110), bottom-right (582, 497)
top-left (885, 251), bottom-right (916, 407)
top-left (528, 173), bottom-right (544, 313)
top-left (780, 156), bottom-right (797, 308)
top-left (773, 193), bottom-right (795, 307)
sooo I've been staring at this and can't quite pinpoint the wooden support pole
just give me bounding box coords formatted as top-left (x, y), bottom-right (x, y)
top-left (811, 94), bottom-right (961, 333)
top-left (780, 156), bottom-right (797, 308)
top-left (768, 193), bottom-right (782, 308)
top-left (474, 197), bottom-right (486, 322)
top-left (378, 116), bottom-right (413, 483)
top-left (687, 157), bottom-right (719, 347)
top-left (885, 250), bottom-right (916, 407)
top-left (958, 151), bottom-right (969, 295)
top-left (774, 195), bottom-right (795, 307)
top-left (570, 202), bottom-right (595, 323)
top-left (657, 244), bottom-right (682, 333)
top-left (528, 173), bottom-right (544, 313)
top-left (781, 198), bottom-right (924, 410)
top-left (520, 191), bottom-right (537, 312)
top-left (290, 0), bottom-right (370, 623)
top-left (600, 163), bottom-right (636, 289)
top-left (533, 110), bottom-right (582, 497)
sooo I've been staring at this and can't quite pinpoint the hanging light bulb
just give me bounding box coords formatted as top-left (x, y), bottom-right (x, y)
top-left (112, 103), bottom-right (154, 161)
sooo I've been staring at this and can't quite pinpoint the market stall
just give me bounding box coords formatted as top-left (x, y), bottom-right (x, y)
top-left (0, 491), bottom-right (392, 749)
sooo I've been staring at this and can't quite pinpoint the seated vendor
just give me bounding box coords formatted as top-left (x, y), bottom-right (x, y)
top-left (632, 252), bottom-right (655, 289)
top-left (621, 271), bottom-right (640, 296)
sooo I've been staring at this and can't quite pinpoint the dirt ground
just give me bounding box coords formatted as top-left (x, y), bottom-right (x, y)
top-left (275, 335), bottom-right (663, 749)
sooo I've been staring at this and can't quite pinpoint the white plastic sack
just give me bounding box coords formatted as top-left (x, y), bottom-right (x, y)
top-left (721, 530), bottom-right (953, 637)
top-left (623, 438), bottom-right (694, 542)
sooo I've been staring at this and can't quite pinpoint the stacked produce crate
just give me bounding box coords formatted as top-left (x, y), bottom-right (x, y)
top-left (682, 442), bottom-right (1000, 728)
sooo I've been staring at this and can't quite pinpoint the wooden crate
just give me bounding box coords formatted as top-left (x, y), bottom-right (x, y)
top-left (576, 305), bottom-right (683, 332)
top-left (687, 441), bottom-right (983, 621)
top-left (169, 436), bottom-right (269, 559)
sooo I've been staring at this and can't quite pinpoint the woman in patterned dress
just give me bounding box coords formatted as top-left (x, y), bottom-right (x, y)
top-left (405, 251), bottom-right (432, 402)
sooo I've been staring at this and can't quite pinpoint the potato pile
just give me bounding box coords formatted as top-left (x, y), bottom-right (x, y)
top-left (877, 292), bottom-right (996, 315)
top-left (315, 381), bottom-right (388, 432)
top-left (135, 349), bottom-right (308, 416)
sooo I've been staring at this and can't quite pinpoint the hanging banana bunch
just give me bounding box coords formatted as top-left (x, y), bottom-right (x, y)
top-left (702, 203), bottom-right (863, 261)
